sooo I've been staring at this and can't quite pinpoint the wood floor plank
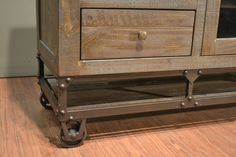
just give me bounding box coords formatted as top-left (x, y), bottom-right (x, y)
top-left (0, 77), bottom-right (236, 157)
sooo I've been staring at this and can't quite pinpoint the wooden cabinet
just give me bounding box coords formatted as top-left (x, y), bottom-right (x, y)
top-left (37, 0), bottom-right (236, 147)
top-left (37, 0), bottom-right (206, 76)
top-left (37, 0), bottom-right (236, 77)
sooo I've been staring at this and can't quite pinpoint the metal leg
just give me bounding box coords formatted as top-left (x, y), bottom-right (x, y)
top-left (37, 54), bottom-right (52, 110)
top-left (37, 53), bottom-right (45, 82)
top-left (36, 65), bottom-right (236, 148)
top-left (56, 77), bottom-right (87, 147)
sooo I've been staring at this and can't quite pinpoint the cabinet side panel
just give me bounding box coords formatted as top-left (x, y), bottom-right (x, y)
top-left (37, 0), bottom-right (59, 75)
top-left (39, 0), bottom-right (58, 55)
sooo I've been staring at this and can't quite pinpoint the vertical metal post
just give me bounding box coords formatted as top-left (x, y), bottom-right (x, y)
top-left (37, 54), bottom-right (45, 82)
top-left (57, 78), bottom-right (72, 119)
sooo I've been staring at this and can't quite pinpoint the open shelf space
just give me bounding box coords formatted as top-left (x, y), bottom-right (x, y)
top-left (47, 74), bottom-right (236, 109)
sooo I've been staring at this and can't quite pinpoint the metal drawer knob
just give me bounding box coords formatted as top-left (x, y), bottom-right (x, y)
top-left (138, 31), bottom-right (147, 40)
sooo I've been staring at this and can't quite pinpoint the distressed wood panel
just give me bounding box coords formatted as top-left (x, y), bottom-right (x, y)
top-left (191, 0), bottom-right (207, 56)
top-left (80, 0), bottom-right (198, 9)
top-left (76, 55), bottom-right (236, 75)
top-left (39, 41), bottom-right (58, 75)
top-left (58, 0), bottom-right (81, 76)
top-left (202, 0), bottom-right (221, 56)
top-left (82, 9), bottom-right (195, 59)
top-left (37, 0), bottom-right (59, 74)
top-left (37, 0), bottom-right (236, 76)
top-left (39, 0), bottom-right (59, 56)
top-left (216, 39), bottom-right (236, 55)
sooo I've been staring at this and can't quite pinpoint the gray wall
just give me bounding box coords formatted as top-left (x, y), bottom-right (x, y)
top-left (0, 0), bottom-right (37, 77)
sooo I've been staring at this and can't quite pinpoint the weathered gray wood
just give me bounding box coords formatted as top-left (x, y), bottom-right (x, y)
top-left (39, 0), bottom-right (59, 56)
top-left (58, 0), bottom-right (81, 76)
top-left (216, 39), bottom-right (236, 55)
top-left (80, 0), bottom-right (198, 9)
top-left (37, 0), bottom-right (59, 75)
top-left (202, 0), bottom-right (236, 56)
top-left (191, 0), bottom-right (207, 56)
top-left (82, 9), bottom-right (195, 59)
top-left (37, 0), bottom-right (236, 77)
top-left (75, 55), bottom-right (236, 75)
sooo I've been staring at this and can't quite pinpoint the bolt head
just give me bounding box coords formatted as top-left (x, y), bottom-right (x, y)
top-left (60, 84), bottom-right (65, 88)
top-left (198, 70), bottom-right (203, 75)
top-left (183, 70), bottom-right (188, 75)
top-left (188, 96), bottom-right (193, 100)
top-left (69, 116), bottom-right (74, 120)
top-left (60, 110), bottom-right (65, 114)
top-left (180, 102), bottom-right (185, 107)
top-left (66, 78), bottom-right (72, 82)
top-left (194, 102), bottom-right (199, 106)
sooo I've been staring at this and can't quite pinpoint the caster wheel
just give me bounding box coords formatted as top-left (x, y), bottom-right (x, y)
top-left (60, 122), bottom-right (87, 148)
top-left (40, 93), bottom-right (52, 110)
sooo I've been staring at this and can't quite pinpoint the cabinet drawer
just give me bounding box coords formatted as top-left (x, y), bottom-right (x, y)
top-left (81, 9), bottom-right (195, 60)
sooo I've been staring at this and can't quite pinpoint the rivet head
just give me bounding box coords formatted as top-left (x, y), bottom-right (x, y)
top-left (66, 78), bottom-right (71, 82)
top-left (194, 102), bottom-right (199, 106)
top-left (60, 110), bottom-right (65, 114)
top-left (198, 70), bottom-right (203, 75)
top-left (60, 84), bottom-right (65, 88)
top-left (183, 70), bottom-right (188, 75)
top-left (180, 102), bottom-right (185, 107)
top-left (188, 96), bottom-right (193, 100)
top-left (69, 116), bottom-right (74, 120)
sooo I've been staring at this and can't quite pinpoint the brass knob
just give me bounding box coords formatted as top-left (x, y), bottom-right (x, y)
top-left (138, 31), bottom-right (147, 40)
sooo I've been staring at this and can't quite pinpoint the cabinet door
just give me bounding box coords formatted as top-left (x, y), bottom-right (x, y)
top-left (202, 0), bottom-right (236, 55)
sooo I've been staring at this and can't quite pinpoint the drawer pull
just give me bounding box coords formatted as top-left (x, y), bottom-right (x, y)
top-left (138, 31), bottom-right (147, 40)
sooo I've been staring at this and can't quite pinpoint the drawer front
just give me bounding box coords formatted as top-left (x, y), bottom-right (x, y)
top-left (81, 9), bottom-right (195, 60)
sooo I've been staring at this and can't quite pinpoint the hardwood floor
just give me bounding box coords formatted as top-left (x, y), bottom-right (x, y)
top-left (0, 77), bottom-right (236, 157)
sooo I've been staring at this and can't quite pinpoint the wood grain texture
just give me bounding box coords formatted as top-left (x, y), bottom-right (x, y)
top-left (39, 0), bottom-right (59, 56)
top-left (216, 39), bottom-right (236, 55)
top-left (1, 77), bottom-right (236, 156)
top-left (37, 0), bottom-right (59, 75)
top-left (191, 0), bottom-right (207, 56)
top-left (81, 9), bottom-right (195, 59)
top-left (76, 55), bottom-right (236, 75)
top-left (80, 0), bottom-right (198, 9)
top-left (202, 0), bottom-right (221, 56)
top-left (58, 0), bottom-right (81, 76)
top-left (202, 0), bottom-right (236, 56)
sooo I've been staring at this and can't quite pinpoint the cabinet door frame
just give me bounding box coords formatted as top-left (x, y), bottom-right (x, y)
top-left (202, 0), bottom-right (236, 55)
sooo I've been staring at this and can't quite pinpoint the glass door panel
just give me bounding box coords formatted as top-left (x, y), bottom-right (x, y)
top-left (217, 0), bottom-right (236, 38)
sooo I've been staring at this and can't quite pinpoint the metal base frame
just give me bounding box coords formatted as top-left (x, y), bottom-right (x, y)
top-left (37, 54), bottom-right (236, 147)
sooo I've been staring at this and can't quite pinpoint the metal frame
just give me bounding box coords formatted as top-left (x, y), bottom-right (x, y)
top-left (37, 54), bottom-right (236, 147)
